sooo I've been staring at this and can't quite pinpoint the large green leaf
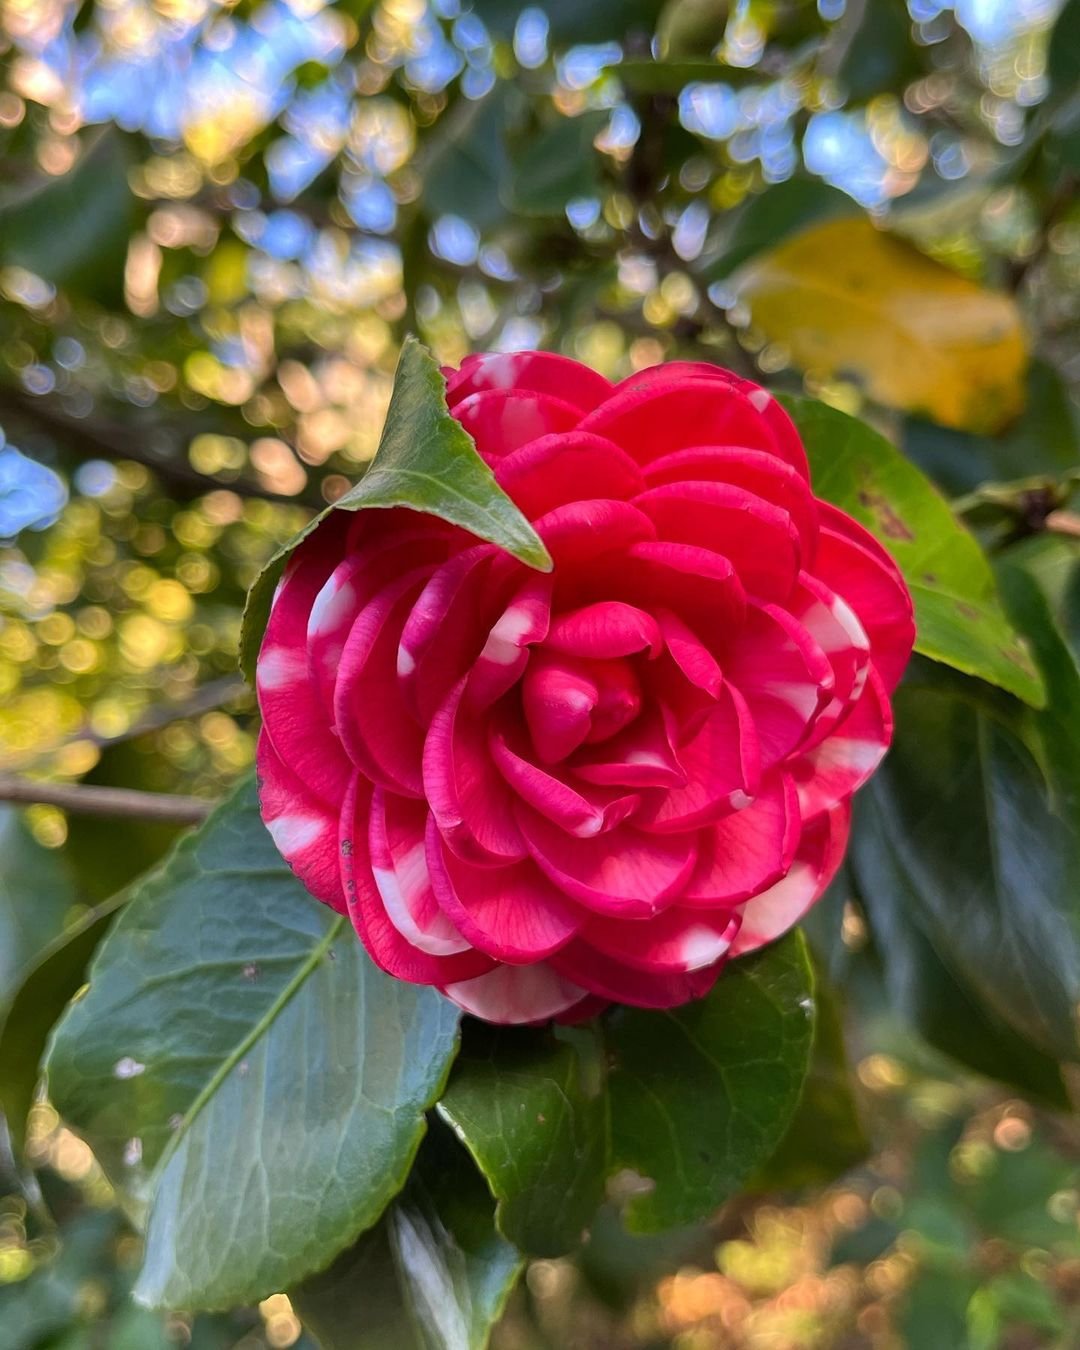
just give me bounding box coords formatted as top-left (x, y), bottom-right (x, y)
top-left (507, 112), bottom-right (609, 217)
top-left (702, 178), bottom-right (857, 282)
top-left (437, 1023), bottom-right (607, 1257)
top-left (44, 778), bottom-right (461, 1311)
top-left (0, 892), bottom-right (125, 1154)
top-left (606, 931), bottom-right (815, 1232)
top-left (0, 130), bottom-right (135, 305)
top-left (851, 662), bottom-right (1080, 1065)
top-left (786, 396), bottom-right (1045, 706)
top-left (293, 1128), bottom-right (523, 1350)
top-left (752, 974), bottom-right (868, 1190)
top-left (240, 337), bottom-right (550, 681)
top-left (0, 810), bottom-right (77, 1011)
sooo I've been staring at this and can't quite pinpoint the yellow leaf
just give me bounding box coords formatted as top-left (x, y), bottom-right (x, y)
top-left (732, 217), bottom-right (1028, 433)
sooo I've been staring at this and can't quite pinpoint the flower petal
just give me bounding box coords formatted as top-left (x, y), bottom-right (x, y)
top-left (445, 351), bottom-right (612, 413)
top-left (427, 824), bottom-right (582, 963)
top-left (544, 601), bottom-right (661, 661)
top-left (681, 774), bottom-right (799, 905)
top-left (550, 939), bottom-right (723, 1007)
top-left (518, 809), bottom-right (697, 917)
top-left (424, 678), bottom-right (526, 864)
top-left (491, 725), bottom-right (639, 836)
top-left (258, 730), bottom-right (343, 912)
top-left (730, 801), bottom-right (850, 956)
top-left (581, 906), bottom-right (740, 974)
top-left (495, 430), bottom-right (645, 518)
top-left (442, 963), bottom-right (588, 1024)
top-left (452, 388), bottom-right (582, 459)
top-left (791, 667), bottom-right (892, 821)
top-left (339, 773), bottom-right (493, 985)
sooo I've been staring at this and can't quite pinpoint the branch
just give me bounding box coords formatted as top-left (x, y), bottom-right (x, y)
top-left (0, 776), bottom-right (216, 824)
top-left (0, 387), bottom-right (325, 509)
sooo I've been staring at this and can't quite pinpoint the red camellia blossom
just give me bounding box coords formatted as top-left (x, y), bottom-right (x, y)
top-left (256, 353), bottom-right (915, 1024)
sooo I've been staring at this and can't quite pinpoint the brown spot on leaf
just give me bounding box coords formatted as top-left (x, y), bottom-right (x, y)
top-left (857, 489), bottom-right (915, 541)
top-left (955, 601), bottom-right (980, 621)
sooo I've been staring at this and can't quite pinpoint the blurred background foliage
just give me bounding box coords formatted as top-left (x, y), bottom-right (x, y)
top-left (1, 0), bottom-right (1079, 1345)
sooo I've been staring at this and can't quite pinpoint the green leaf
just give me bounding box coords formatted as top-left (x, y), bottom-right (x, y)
top-left (44, 777), bottom-right (461, 1311)
top-left (702, 178), bottom-right (857, 282)
top-left (785, 395), bottom-right (1045, 706)
top-left (753, 974), bottom-right (868, 1190)
top-left (0, 130), bottom-right (135, 305)
top-left (420, 87), bottom-right (518, 232)
top-left (0, 892), bottom-right (125, 1154)
top-left (507, 111), bottom-right (609, 217)
top-left (240, 337), bottom-right (550, 682)
top-left (1049, 0), bottom-right (1080, 100)
top-left (837, 0), bottom-right (922, 103)
top-left (605, 931), bottom-right (815, 1232)
top-left (437, 1023), bottom-right (608, 1257)
top-left (468, 0), bottom-right (663, 46)
top-left (903, 358), bottom-right (1080, 497)
top-left (614, 60), bottom-right (764, 94)
top-left (0, 810), bottom-right (78, 1012)
top-left (851, 664), bottom-right (1080, 1064)
top-left (293, 1127), bottom-right (523, 1350)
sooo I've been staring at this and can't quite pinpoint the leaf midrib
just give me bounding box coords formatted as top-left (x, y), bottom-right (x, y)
top-left (146, 913), bottom-right (346, 1189)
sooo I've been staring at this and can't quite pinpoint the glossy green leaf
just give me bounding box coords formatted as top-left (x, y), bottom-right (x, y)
top-left (703, 177), bottom-right (857, 281)
top-left (0, 892), bottom-right (125, 1154)
top-left (0, 809), bottom-right (78, 1011)
top-left (753, 975), bottom-right (868, 1190)
top-left (0, 130), bottom-right (135, 305)
top-left (507, 112), bottom-right (609, 217)
top-left (786, 395), bottom-right (1045, 705)
top-left (606, 931), bottom-right (815, 1232)
top-left (240, 337), bottom-right (550, 681)
top-left (44, 777), bottom-right (461, 1311)
top-left (468, 0), bottom-right (662, 45)
top-left (614, 60), bottom-right (763, 94)
top-left (293, 1128), bottom-right (523, 1350)
top-left (903, 359), bottom-right (1080, 497)
top-left (851, 665), bottom-right (1080, 1064)
top-left (421, 88), bottom-right (517, 231)
top-left (438, 1023), bottom-right (607, 1257)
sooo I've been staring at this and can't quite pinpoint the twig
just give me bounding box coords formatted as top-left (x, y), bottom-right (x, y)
top-left (0, 776), bottom-right (216, 823)
top-left (0, 387), bottom-right (324, 509)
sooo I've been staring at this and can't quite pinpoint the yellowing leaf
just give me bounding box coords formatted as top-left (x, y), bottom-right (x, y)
top-left (732, 217), bottom-right (1027, 433)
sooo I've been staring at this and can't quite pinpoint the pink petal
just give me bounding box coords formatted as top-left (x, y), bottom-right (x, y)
top-left (441, 963), bottom-right (588, 1024)
top-left (307, 527), bottom-right (448, 714)
top-left (570, 704), bottom-right (687, 789)
top-left (445, 351), bottom-right (612, 413)
top-left (581, 906), bottom-right (740, 974)
top-left (606, 540), bottom-right (747, 634)
top-left (466, 572), bottom-right (553, 709)
top-left (637, 682), bottom-right (760, 832)
top-left (791, 667), bottom-right (893, 822)
top-left (427, 823), bottom-right (582, 963)
top-left (490, 726), bottom-right (639, 837)
top-left (258, 730), bottom-right (344, 912)
top-left (334, 571), bottom-right (427, 795)
top-left (451, 388), bottom-right (582, 459)
top-left (534, 499), bottom-right (656, 572)
top-left (813, 503), bottom-right (915, 693)
top-left (730, 801), bottom-right (850, 956)
top-left (643, 445), bottom-right (818, 559)
top-left (521, 652), bottom-right (600, 763)
top-left (550, 939), bottom-right (723, 1008)
top-left (721, 602), bottom-right (834, 766)
top-left (339, 773), bottom-right (493, 985)
top-left (544, 601), bottom-right (661, 660)
top-left (635, 480), bottom-right (801, 603)
top-left (424, 678), bottom-right (527, 864)
top-left (578, 374), bottom-right (808, 477)
top-left (495, 430), bottom-right (645, 518)
top-left (368, 789), bottom-right (472, 956)
top-left (656, 608), bottom-right (723, 698)
top-left (397, 546), bottom-right (500, 722)
top-left (789, 574), bottom-right (871, 750)
top-left (517, 809), bottom-right (698, 917)
top-left (257, 519), bottom-right (353, 808)
top-left (682, 774), bottom-right (799, 905)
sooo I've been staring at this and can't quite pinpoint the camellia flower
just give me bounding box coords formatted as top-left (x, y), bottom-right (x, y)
top-left (256, 354), bottom-right (915, 1024)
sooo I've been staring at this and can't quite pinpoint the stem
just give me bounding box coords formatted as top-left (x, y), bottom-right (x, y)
top-left (0, 387), bottom-right (324, 510)
top-left (0, 776), bottom-right (216, 824)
